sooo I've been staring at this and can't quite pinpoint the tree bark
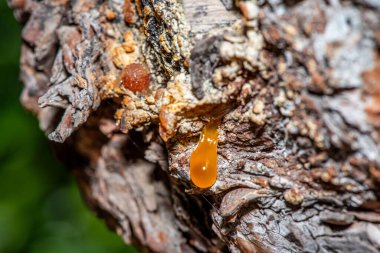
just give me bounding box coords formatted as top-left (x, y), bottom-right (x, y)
top-left (8, 0), bottom-right (380, 252)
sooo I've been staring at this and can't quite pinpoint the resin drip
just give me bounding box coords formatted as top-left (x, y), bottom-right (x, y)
top-left (190, 119), bottom-right (220, 189)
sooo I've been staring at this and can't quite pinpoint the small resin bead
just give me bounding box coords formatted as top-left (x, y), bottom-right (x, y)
top-left (190, 119), bottom-right (220, 189)
top-left (120, 63), bottom-right (150, 93)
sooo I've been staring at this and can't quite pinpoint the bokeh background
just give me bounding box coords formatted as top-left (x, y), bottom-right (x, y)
top-left (0, 3), bottom-right (137, 253)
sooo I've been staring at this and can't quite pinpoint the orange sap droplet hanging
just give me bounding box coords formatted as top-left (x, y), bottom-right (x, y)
top-left (190, 119), bottom-right (220, 189)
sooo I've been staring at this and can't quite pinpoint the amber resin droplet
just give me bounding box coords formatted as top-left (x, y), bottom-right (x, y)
top-left (120, 63), bottom-right (150, 93)
top-left (190, 119), bottom-right (220, 189)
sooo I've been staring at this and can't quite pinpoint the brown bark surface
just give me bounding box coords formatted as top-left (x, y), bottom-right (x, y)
top-left (8, 0), bottom-right (380, 252)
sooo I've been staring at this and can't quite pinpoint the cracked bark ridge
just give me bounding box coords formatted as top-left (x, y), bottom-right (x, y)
top-left (190, 35), bottom-right (223, 99)
top-left (9, 0), bottom-right (380, 252)
top-left (14, 0), bottom-right (103, 142)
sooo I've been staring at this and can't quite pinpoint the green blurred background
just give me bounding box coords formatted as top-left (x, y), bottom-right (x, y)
top-left (0, 2), bottom-right (137, 253)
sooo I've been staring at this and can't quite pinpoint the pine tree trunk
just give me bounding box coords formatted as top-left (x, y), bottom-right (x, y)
top-left (8, 0), bottom-right (380, 252)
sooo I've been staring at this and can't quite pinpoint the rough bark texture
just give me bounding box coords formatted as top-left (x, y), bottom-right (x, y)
top-left (8, 0), bottom-right (380, 252)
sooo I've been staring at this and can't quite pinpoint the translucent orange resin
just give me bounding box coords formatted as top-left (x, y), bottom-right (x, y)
top-left (190, 119), bottom-right (220, 189)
